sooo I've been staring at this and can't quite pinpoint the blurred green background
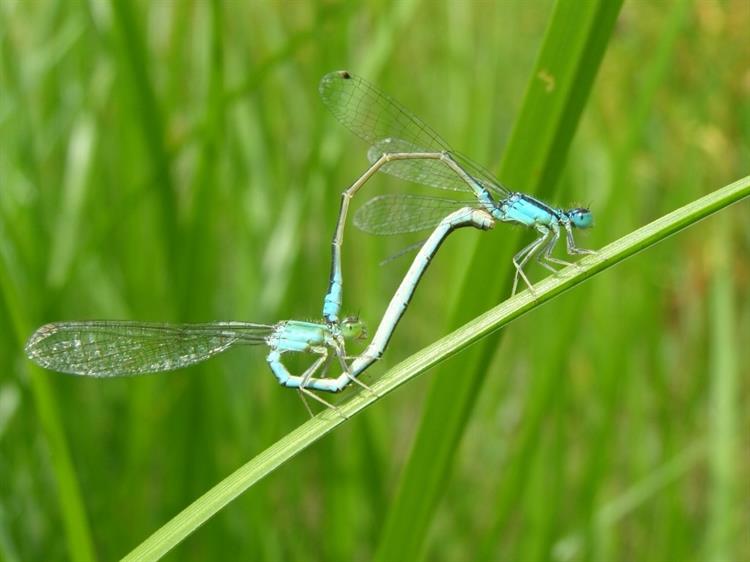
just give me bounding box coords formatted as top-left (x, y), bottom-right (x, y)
top-left (1, 1), bottom-right (748, 560)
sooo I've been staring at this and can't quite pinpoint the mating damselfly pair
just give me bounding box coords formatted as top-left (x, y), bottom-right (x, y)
top-left (25, 70), bottom-right (595, 415)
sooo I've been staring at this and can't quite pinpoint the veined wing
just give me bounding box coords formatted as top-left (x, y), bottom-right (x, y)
top-left (319, 70), bottom-right (509, 196)
top-left (354, 194), bottom-right (484, 235)
top-left (320, 70), bottom-right (453, 153)
top-left (367, 138), bottom-right (510, 196)
top-left (24, 321), bottom-right (274, 377)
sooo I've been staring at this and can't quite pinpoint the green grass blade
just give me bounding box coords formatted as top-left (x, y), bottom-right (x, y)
top-left (0, 231), bottom-right (97, 562)
top-left (553, 442), bottom-right (705, 561)
top-left (110, 0), bottom-right (178, 277)
top-left (123, 174), bottom-right (750, 562)
top-left (706, 219), bottom-right (739, 560)
top-left (373, 2), bottom-right (624, 560)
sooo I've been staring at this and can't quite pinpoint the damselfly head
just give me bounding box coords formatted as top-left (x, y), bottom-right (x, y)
top-left (566, 208), bottom-right (594, 229)
top-left (341, 316), bottom-right (368, 341)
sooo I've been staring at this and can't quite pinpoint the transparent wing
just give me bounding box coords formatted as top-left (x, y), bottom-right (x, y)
top-left (24, 321), bottom-right (274, 377)
top-left (354, 194), bottom-right (481, 235)
top-left (319, 70), bottom-right (509, 196)
top-left (367, 138), bottom-right (509, 196)
top-left (319, 70), bottom-right (453, 152)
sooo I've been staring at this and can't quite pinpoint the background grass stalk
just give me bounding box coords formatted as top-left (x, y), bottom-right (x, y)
top-left (374, 1), bottom-right (625, 559)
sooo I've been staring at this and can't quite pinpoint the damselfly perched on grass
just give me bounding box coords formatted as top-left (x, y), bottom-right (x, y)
top-left (320, 70), bottom-right (595, 325)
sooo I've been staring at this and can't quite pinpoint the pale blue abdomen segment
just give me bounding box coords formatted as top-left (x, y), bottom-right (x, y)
top-left (323, 281), bottom-right (342, 323)
top-left (346, 207), bottom-right (494, 378)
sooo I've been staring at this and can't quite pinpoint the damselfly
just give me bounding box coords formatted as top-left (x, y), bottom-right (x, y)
top-left (25, 316), bottom-right (368, 415)
top-left (319, 70), bottom-right (595, 324)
